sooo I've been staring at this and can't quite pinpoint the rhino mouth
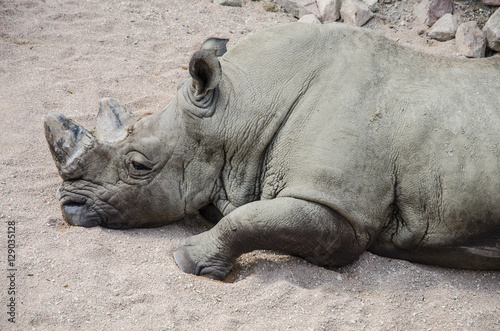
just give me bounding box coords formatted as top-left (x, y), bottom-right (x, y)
top-left (61, 200), bottom-right (102, 228)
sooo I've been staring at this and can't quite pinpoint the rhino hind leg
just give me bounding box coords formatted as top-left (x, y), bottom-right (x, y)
top-left (174, 197), bottom-right (367, 280)
top-left (369, 239), bottom-right (500, 270)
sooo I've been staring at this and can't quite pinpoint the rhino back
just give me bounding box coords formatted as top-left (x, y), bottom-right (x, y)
top-left (216, 23), bottom-right (500, 253)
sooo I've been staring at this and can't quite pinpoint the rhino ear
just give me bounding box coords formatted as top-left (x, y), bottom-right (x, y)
top-left (189, 49), bottom-right (222, 101)
top-left (95, 98), bottom-right (136, 143)
top-left (201, 38), bottom-right (228, 57)
top-left (44, 112), bottom-right (94, 179)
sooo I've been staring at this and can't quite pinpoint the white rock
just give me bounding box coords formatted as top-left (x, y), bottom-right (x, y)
top-left (340, 0), bottom-right (374, 27)
top-left (484, 8), bottom-right (500, 52)
top-left (298, 14), bottom-right (322, 24)
top-left (317, 0), bottom-right (342, 22)
top-left (414, 0), bottom-right (428, 25)
top-left (414, 0), bottom-right (453, 27)
top-left (456, 21), bottom-right (486, 58)
top-left (274, 0), bottom-right (321, 18)
top-left (214, 0), bottom-right (243, 7)
top-left (362, 0), bottom-right (378, 12)
top-left (427, 13), bottom-right (457, 41)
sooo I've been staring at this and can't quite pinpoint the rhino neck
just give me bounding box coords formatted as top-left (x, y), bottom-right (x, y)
top-left (156, 100), bottom-right (226, 218)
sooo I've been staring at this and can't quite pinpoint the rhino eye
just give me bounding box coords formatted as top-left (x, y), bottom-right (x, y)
top-left (131, 161), bottom-right (151, 172)
top-left (126, 152), bottom-right (155, 180)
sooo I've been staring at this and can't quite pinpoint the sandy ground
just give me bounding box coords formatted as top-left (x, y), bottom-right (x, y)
top-left (1, 0), bottom-right (499, 329)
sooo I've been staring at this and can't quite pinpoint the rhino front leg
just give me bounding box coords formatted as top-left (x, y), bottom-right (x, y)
top-left (174, 198), bottom-right (366, 280)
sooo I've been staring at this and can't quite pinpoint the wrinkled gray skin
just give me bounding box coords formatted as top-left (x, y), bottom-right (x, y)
top-left (45, 23), bottom-right (500, 279)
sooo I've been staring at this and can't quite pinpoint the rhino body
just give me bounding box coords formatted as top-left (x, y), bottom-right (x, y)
top-left (45, 23), bottom-right (500, 279)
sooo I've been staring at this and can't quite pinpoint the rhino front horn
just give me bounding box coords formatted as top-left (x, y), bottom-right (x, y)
top-left (44, 113), bottom-right (95, 179)
top-left (95, 98), bottom-right (136, 143)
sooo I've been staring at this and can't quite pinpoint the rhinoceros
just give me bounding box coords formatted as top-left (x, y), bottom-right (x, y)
top-left (45, 23), bottom-right (500, 279)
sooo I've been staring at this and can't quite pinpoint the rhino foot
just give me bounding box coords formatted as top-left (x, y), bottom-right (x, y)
top-left (174, 235), bottom-right (234, 281)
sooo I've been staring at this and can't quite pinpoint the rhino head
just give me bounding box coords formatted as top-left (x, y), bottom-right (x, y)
top-left (45, 40), bottom-right (228, 229)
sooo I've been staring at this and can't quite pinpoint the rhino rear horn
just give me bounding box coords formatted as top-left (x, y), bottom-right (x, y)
top-left (201, 38), bottom-right (229, 57)
top-left (44, 113), bottom-right (95, 179)
top-left (95, 98), bottom-right (136, 143)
